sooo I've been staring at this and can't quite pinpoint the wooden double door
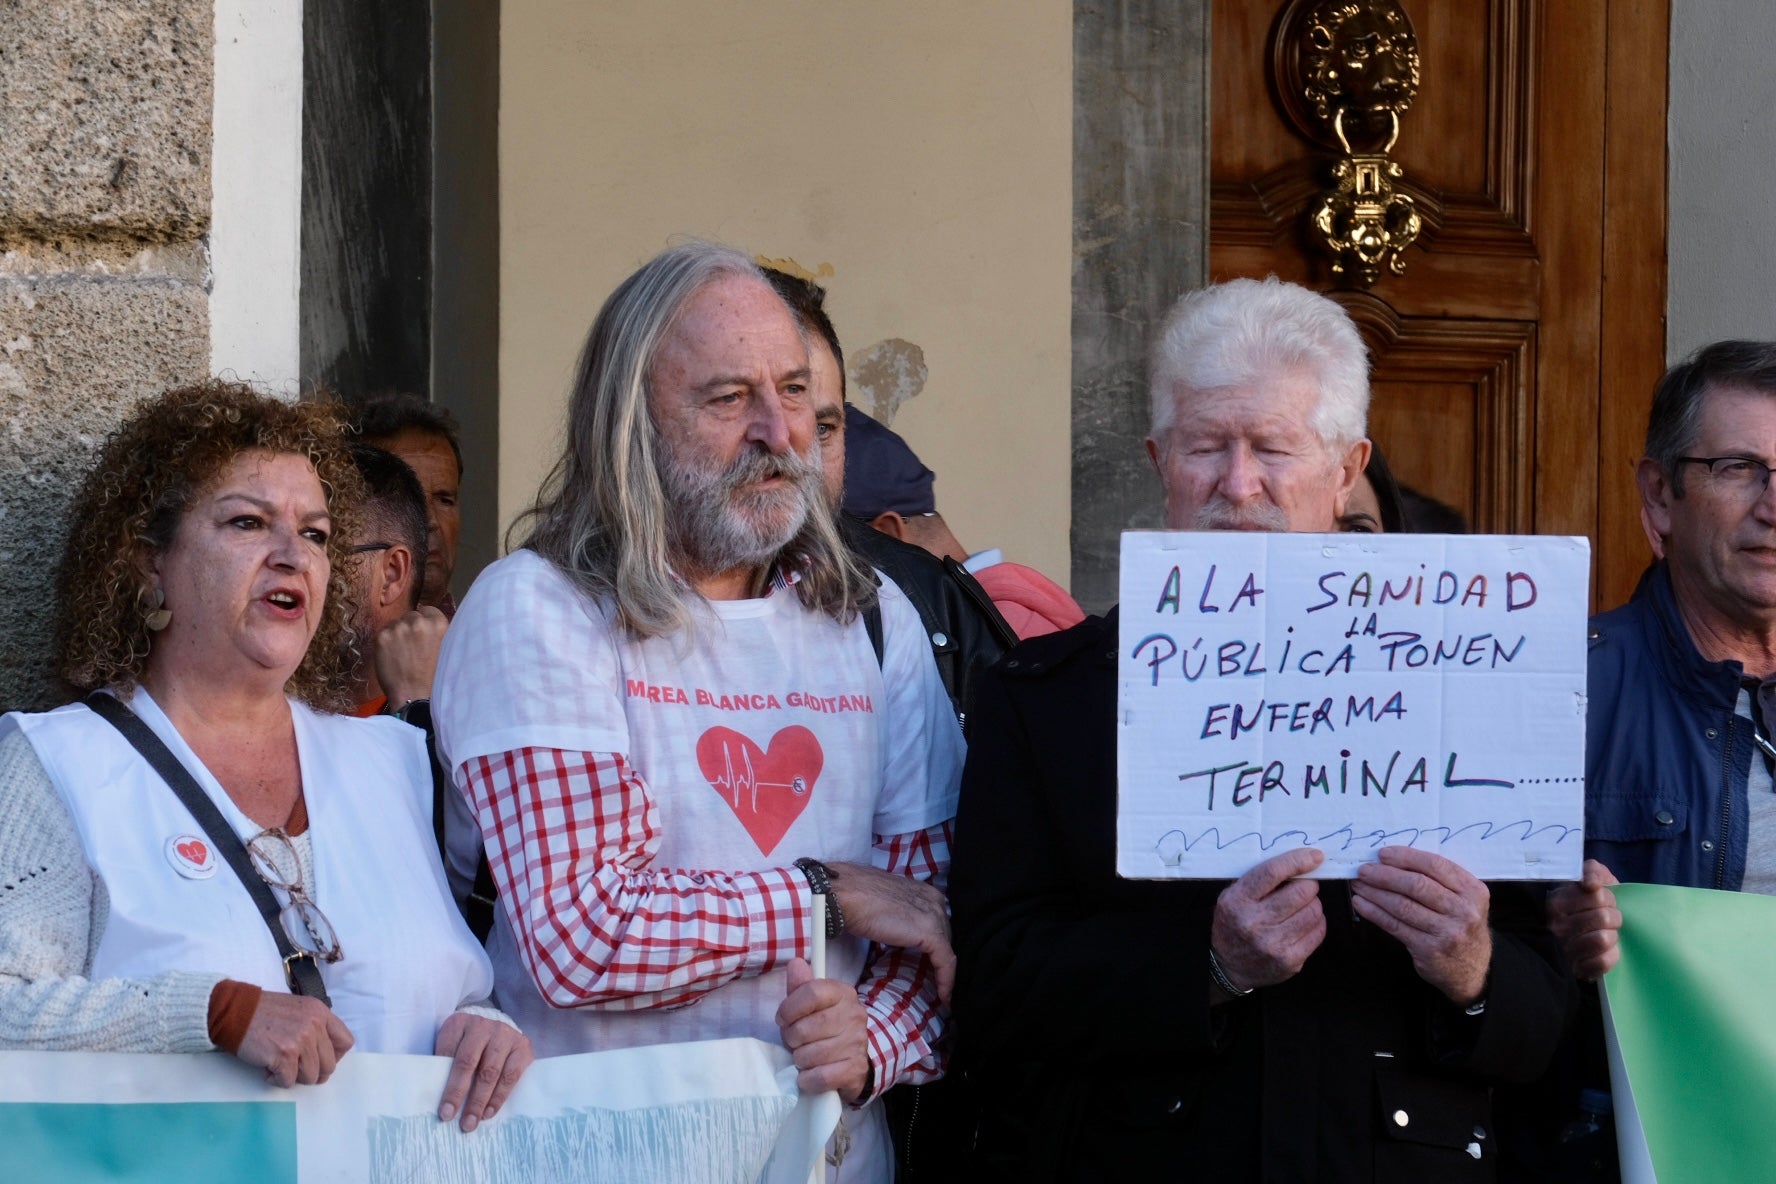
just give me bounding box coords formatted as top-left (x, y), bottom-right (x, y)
top-left (1211, 0), bottom-right (1669, 610)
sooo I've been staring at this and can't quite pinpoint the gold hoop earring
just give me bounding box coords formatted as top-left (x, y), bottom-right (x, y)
top-left (145, 587), bottom-right (172, 633)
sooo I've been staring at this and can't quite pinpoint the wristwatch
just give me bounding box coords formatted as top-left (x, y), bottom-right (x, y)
top-left (392, 698), bottom-right (431, 728)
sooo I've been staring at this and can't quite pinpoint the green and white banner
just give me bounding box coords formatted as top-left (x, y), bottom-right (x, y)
top-left (0, 1036), bottom-right (837, 1183)
top-left (1603, 883), bottom-right (1776, 1184)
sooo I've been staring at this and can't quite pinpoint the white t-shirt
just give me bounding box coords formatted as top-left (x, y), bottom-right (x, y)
top-left (435, 551), bottom-right (961, 1184)
top-left (434, 549), bottom-right (960, 1032)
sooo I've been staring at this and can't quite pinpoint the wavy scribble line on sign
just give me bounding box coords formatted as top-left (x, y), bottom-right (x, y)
top-left (367, 1095), bottom-right (795, 1184)
top-left (1153, 818), bottom-right (1581, 860)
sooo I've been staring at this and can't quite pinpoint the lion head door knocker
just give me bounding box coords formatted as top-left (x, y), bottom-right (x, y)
top-left (1274, 0), bottom-right (1423, 286)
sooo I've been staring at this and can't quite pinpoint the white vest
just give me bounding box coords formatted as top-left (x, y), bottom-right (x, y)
top-left (4, 692), bottom-right (492, 1055)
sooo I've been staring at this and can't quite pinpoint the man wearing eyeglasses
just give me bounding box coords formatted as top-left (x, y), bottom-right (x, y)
top-left (1536, 341), bottom-right (1776, 1176)
top-left (341, 443), bottom-right (448, 720)
top-left (339, 442), bottom-right (501, 940)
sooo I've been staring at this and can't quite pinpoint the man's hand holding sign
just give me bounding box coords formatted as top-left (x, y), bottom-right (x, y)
top-left (1210, 848), bottom-right (1326, 997)
top-left (1350, 846), bottom-right (1492, 1007)
top-left (1546, 858), bottom-right (1623, 981)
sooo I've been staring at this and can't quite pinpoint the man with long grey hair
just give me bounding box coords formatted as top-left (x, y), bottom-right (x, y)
top-left (433, 242), bottom-right (962, 1180)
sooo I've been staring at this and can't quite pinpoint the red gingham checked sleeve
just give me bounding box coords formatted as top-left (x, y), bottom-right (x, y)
top-left (857, 819), bottom-right (953, 1098)
top-left (461, 746), bottom-right (812, 1010)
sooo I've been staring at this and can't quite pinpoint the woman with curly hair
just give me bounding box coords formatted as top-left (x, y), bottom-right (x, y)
top-left (0, 381), bottom-right (529, 1129)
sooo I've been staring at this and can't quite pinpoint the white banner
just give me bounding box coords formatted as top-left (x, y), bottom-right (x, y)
top-left (1117, 532), bottom-right (1589, 880)
top-left (0, 1037), bottom-right (838, 1183)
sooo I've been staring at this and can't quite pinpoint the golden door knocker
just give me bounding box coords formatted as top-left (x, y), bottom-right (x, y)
top-left (1275, 0), bottom-right (1423, 286)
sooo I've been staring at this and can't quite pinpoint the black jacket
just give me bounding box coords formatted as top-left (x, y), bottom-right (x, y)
top-left (950, 611), bottom-right (1576, 1183)
top-left (841, 515), bottom-right (1016, 733)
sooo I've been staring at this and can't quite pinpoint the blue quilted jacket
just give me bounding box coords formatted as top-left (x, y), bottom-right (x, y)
top-left (1585, 562), bottom-right (1751, 890)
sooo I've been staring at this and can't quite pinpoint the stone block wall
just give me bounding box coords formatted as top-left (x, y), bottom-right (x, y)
top-left (0, 0), bottom-right (213, 709)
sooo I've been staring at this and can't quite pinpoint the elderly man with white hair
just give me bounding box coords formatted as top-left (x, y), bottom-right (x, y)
top-left (948, 277), bottom-right (1573, 1182)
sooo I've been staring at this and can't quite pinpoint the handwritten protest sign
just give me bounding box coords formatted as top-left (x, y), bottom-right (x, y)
top-left (1117, 532), bottom-right (1588, 880)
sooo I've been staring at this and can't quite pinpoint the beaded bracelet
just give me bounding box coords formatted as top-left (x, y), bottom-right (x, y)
top-left (794, 857), bottom-right (847, 939)
top-left (1208, 947), bottom-right (1254, 998)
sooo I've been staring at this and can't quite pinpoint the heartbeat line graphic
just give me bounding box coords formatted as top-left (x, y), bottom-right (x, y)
top-left (707, 741), bottom-right (807, 813)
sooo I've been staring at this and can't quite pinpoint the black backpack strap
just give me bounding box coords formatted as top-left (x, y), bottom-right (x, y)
top-left (404, 699), bottom-right (500, 945)
top-left (465, 854), bottom-right (498, 944)
top-left (864, 601), bottom-right (887, 669)
top-left (941, 556), bottom-right (1019, 650)
top-left (83, 693), bottom-right (332, 1005)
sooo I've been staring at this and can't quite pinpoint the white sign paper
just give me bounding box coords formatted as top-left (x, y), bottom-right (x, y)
top-left (0, 1037), bottom-right (838, 1184)
top-left (1117, 532), bottom-right (1588, 880)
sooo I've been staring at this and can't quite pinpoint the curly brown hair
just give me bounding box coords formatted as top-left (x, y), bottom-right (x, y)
top-left (54, 380), bottom-right (368, 710)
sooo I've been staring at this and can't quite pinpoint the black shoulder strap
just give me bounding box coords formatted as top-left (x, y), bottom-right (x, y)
top-left (83, 693), bottom-right (332, 1005)
top-left (405, 700), bottom-right (499, 945)
top-left (941, 557), bottom-right (1019, 651)
top-left (864, 601), bottom-right (886, 669)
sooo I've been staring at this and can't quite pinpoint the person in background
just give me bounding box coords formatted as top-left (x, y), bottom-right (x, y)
top-left (340, 442), bottom-right (492, 939)
top-left (950, 277), bottom-right (1572, 1180)
top-left (1535, 341), bottom-right (1776, 1180)
top-left (1338, 438), bottom-right (1407, 534)
top-left (0, 381), bottom-right (528, 1130)
top-left (762, 266), bottom-right (1020, 1175)
top-left (340, 443), bottom-right (446, 719)
top-left (433, 243), bottom-right (962, 1181)
top-left (763, 267), bottom-right (1019, 742)
top-left (352, 392), bottom-right (464, 615)
top-left (1401, 484), bottom-right (1470, 533)
top-left (842, 408), bottom-right (1085, 641)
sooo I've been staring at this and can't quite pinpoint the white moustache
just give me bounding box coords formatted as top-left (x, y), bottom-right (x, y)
top-left (1193, 501), bottom-right (1290, 532)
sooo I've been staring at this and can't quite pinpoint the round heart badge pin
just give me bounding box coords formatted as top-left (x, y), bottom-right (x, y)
top-left (165, 834), bottom-right (218, 880)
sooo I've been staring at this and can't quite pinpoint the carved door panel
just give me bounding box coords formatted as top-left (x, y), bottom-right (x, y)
top-left (1210, 0), bottom-right (1667, 609)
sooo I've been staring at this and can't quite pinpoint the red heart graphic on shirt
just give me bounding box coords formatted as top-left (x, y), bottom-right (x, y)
top-left (696, 725), bottom-right (823, 855)
top-left (176, 839), bottom-right (209, 866)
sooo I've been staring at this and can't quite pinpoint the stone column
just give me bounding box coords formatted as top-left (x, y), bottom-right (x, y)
top-left (1071, 1), bottom-right (1211, 612)
top-left (0, 0), bottom-right (213, 709)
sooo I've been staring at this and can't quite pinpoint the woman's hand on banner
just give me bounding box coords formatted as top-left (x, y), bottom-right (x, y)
top-left (237, 992), bottom-right (355, 1088)
top-left (434, 1012), bottom-right (534, 1132)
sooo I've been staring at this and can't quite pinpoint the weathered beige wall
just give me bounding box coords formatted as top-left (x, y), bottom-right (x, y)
top-left (0, 0), bottom-right (213, 708)
top-left (499, 2), bottom-right (1074, 584)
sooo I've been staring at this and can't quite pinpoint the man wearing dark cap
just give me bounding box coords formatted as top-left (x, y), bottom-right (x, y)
top-left (843, 405), bottom-right (1084, 641)
top-left (763, 265), bottom-right (1016, 1178)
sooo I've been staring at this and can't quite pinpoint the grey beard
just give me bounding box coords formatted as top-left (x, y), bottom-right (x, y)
top-left (1193, 499), bottom-right (1290, 532)
top-left (662, 442), bottom-right (822, 576)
